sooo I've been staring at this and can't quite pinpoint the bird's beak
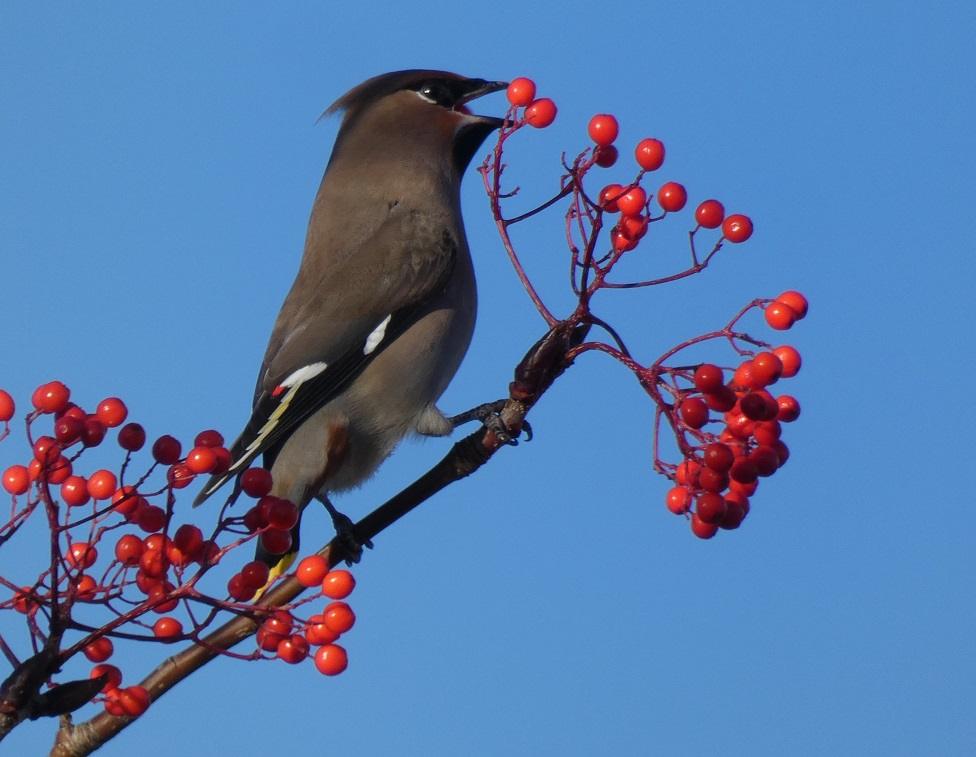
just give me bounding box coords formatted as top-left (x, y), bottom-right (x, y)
top-left (455, 79), bottom-right (508, 128)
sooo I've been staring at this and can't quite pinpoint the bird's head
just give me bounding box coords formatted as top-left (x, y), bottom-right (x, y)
top-left (325, 70), bottom-right (508, 176)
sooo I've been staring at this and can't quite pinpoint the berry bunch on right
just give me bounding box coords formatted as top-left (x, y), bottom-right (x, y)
top-left (661, 291), bottom-right (808, 539)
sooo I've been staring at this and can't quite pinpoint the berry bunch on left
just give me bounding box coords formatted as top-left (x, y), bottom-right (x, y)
top-left (0, 381), bottom-right (355, 722)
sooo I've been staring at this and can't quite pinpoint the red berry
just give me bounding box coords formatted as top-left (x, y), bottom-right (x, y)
top-left (241, 467), bottom-right (273, 498)
top-left (147, 583), bottom-right (178, 613)
top-left (59, 476), bottom-right (90, 507)
top-left (0, 389), bottom-right (14, 422)
top-left (80, 417), bottom-right (107, 447)
top-left (587, 114), bottom-right (619, 146)
top-left (137, 504), bottom-right (167, 534)
top-left (773, 440), bottom-right (790, 467)
top-left (616, 186), bottom-right (647, 217)
top-left (775, 290), bottom-right (808, 320)
top-left (750, 446), bottom-right (780, 476)
top-left (321, 569), bottom-right (356, 600)
top-left (68, 542), bottom-right (98, 569)
top-left (90, 663), bottom-right (122, 693)
top-left (524, 98), bottom-right (557, 128)
top-left (703, 443), bottom-right (734, 472)
top-left (263, 610), bottom-right (294, 637)
top-left (696, 492), bottom-right (727, 524)
top-left (506, 77), bottom-right (536, 107)
top-left (296, 555), bottom-right (330, 588)
top-left (118, 685), bottom-right (150, 717)
top-left (112, 486), bottom-right (142, 517)
top-left (196, 540), bottom-right (220, 566)
top-left (75, 574), bottom-right (97, 600)
top-left (264, 497), bottom-right (299, 530)
top-left (323, 601), bottom-right (356, 634)
top-left (153, 616), bottom-right (183, 640)
top-left (753, 420), bottom-right (782, 446)
top-left (185, 446), bottom-right (217, 474)
top-left (114, 534), bottom-right (144, 566)
top-left (695, 199), bottom-right (725, 228)
top-left (594, 145), bottom-right (618, 167)
top-left (172, 524), bottom-right (203, 561)
top-left (722, 214), bottom-right (753, 243)
top-left (693, 364), bottom-right (724, 394)
top-left (277, 634), bottom-right (310, 664)
top-left (773, 346), bottom-right (802, 378)
top-left (194, 429), bottom-right (224, 448)
top-left (698, 467), bottom-right (729, 493)
top-left (619, 214), bottom-right (649, 241)
top-left (679, 398), bottom-right (709, 429)
top-left (704, 387), bottom-right (737, 413)
top-left (227, 573), bottom-right (256, 602)
top-left (139, 549), bottom-right (169, 579)
top-left (3, 465), bottom-right (30, 495)
top-left (675, 459), bottom-right (701, 487)
top-left (54, 415), bottom-right (84, 445)
top-left (610, 227), bottom-right (637, 253)
top-left (33, 436), bottom-right (61, 464)
top-left (240, 560), bottom-right (271, 590)
top-left (690, 513), bottom-right (718, 539)
top-left (719, 497), bottom-right (747, 530)
top-left (260, 528), bottom-right (293, 556)
top-left (314, 643), bottom-right (348, 676)
top-left (305, 614), bottom-right (340, 646)
top-left (765, 302), bottom-right (797, 330)
top-left (211, 446), bottom-right (231, 474)
top-left (599, 184), bottom-right (624, 212)
top-left (32, 381), bottom-right (71, 414)
top-left (83, 637), bottom-right (114, 663)
top-left (665, 486), bottom-right (692, 515)
top-left (167, 463), bottom-right (195, 489)
top-left (103, 690), bottom-right (125, 717)
top-left (657, 181), bottom-right (687, 212)
top-left (634, 138), bottom-right (665, 171)
top-left (151, 435), bottom-right (182, 465)
top-left (729, 457), bottom-right (758, 484)
top-left (243, 506), bottom-right (265, 533)
top-left (256, 626), bottom-right (284, 651)
top-left (87, 469), bottom-right (117, 500)
top-left (751, 351), bottom-right (783, 387)
top-left (95, 398), bottom-right (128, 428)
top-left (776, 395), bottom-right (801, 422)
top-left (117, 422), bottom-right (146, 452)
top-left (730, 478), bottom-right (758, 497)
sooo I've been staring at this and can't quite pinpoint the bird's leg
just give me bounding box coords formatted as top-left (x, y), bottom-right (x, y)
top-left (316, 495), bottom-right (373, 565)
top-left (448, 399), bottom-right (532, 445)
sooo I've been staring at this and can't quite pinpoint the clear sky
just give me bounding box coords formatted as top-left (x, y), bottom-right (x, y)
top-left (1, 2), bottom-right (974, 755)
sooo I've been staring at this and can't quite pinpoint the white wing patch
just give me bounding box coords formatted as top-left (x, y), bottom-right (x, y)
top-left (279, 361), bottom-right (329, 389)
top-left (363, 315), bottom-right (392, 355)
top-left (217, 361), bottom-right (330, 482)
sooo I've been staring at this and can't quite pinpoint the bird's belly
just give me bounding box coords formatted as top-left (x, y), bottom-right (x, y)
top-left (274, 282), bottom-right (476, 497)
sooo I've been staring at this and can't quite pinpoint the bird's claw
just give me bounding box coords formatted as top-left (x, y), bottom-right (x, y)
top-left (448, 399), bottom-right (531, 445)
top-left (318, 497), bottom-right (373, 565)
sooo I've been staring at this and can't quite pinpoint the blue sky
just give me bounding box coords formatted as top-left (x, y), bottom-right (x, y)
top-left (1, 2), bottom-right (974, 755)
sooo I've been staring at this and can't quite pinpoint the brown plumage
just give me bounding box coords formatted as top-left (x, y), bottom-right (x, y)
top-left (194, 70), bottom-right (506, 575)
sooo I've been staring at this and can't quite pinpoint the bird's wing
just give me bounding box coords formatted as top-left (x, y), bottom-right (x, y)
top-left (193, 209), bottom-right (459, 505)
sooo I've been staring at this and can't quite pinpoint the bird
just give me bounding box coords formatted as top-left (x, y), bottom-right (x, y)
top-left (193, 70), bottom-right (508, 579)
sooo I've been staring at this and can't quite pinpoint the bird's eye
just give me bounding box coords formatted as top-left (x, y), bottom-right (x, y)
top-left (415, 81), bottom-right (452, 107)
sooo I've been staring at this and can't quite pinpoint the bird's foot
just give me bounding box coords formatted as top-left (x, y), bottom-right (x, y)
top-left (318, 496), bottom-right (373, 565)
top-left (448, 399), bottom-right (532, 446)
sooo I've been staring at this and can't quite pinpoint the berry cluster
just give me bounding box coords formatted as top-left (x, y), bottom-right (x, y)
top-left (254, 559), bottom-right (355, 676)
top-left (659, 291), bottom-right (808, 538)
top-left (486, 78), bottom-right (805, 543)
top-left (491, 77), bottom-right (754, 303)
top-left (0, 383), bottom-right (357, 720)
